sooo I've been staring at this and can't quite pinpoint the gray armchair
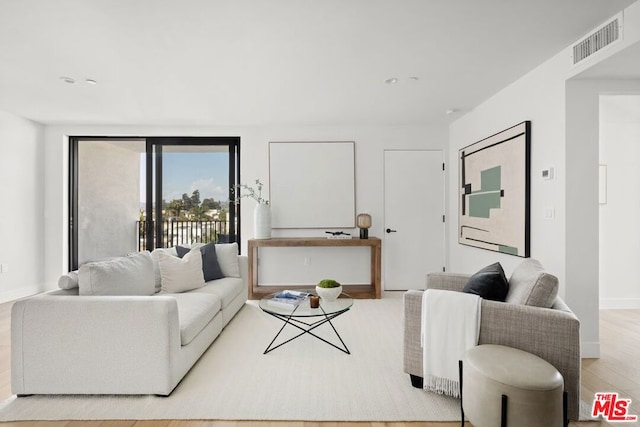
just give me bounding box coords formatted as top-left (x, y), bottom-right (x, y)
top-left (403, 260), bottom-right (581, 420)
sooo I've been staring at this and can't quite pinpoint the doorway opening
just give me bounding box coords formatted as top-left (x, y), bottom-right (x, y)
top-left (599, 94), bottom-right (640, 308)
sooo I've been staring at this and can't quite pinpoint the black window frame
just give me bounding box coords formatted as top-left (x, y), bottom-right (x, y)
top-left (68, 136), bottom-right (240, 271)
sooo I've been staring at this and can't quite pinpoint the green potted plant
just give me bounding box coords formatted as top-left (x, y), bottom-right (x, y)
top-left (315, 279), bottom-right (342, 302)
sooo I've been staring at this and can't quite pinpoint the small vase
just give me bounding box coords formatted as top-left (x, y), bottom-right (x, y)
top-left (315, 285), bottom-right (342, 302)
top-left (254, 203), bottom-right (271, 239)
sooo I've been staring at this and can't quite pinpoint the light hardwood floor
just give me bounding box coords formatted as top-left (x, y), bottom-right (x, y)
top-left (0, 300), bottom-right (638, 427)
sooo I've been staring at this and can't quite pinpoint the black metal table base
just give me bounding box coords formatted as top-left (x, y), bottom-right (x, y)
top-left (263, 306), bottom-right (350, 354)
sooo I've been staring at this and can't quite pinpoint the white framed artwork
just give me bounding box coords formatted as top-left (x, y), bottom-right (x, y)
top-left (269, 141), bottom-right (355, 229)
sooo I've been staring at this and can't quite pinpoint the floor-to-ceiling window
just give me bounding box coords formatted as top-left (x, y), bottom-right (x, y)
top-left (69, 136), bottom-right (240, 270)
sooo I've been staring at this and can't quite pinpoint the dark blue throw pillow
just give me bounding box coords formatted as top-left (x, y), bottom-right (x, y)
top-left (175, 245), bottom-right (191, 258)
top-left (176, 242), bottom-right (224, 282)
top-left (462, 262), bottom-right (509, 302)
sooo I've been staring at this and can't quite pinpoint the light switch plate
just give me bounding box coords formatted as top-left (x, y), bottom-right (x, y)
top-left (543, 207), bottom-right (555, 220)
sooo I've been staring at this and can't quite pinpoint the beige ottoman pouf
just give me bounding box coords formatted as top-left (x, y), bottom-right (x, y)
top-left (462, 344), bottom-right (566, 427)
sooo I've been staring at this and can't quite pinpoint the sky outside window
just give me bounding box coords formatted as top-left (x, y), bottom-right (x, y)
top-left (139, 152), bottom-right (229, 204)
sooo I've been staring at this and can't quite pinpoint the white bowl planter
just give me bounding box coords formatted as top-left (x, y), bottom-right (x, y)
top-left (315, 285), bottom-right (342, 302)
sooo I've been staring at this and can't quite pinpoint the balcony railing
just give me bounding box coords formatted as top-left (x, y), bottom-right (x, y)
top-left (136, 220), bottom-right (230, 251)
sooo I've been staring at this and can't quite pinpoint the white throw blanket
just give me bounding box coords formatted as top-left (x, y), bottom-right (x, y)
top-left (421, 289), bottom-right (481, 397)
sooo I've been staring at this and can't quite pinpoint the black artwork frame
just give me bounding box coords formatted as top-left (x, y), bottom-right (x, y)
top-left (458, 121), bottom-right (531, 257)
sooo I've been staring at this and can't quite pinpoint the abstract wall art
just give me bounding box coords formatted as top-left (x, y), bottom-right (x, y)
top-left (458, 121), bottom-right (531, 257)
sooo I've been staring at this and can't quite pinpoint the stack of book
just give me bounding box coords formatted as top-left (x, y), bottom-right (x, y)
top-left (327, 234), bottom-right (352, 239)
top-left (268, 290), bottom-right (311, 308)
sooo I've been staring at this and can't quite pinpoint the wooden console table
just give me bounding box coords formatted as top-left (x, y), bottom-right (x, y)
top-left (247, 237), bottom-right (382, 299)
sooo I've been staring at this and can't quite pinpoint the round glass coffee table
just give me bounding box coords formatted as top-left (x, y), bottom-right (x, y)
top-left (258, 290), bottom-right (353, 354)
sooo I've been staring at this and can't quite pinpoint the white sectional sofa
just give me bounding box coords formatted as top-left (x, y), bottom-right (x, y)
top-left (11, 243), bottom-right (248, 396)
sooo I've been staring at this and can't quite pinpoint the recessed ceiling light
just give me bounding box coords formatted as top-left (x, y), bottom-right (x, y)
top-left (85, 79), bottom-right (97, 85)
top-left (60, 77), bottom-right (75, 84)
top-left (384, 77), bottom-right (398, 84)
top-left (409, 76), bottom-right (420, 81)
top-left (446, 108), bottom-right (458, 116)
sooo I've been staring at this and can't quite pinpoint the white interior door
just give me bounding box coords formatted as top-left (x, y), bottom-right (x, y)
top-left (384, 150), bottom-right (445, 290)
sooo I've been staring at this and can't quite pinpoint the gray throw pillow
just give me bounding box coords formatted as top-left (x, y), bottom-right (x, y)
top-left (177, 242), bottom-right (224, 281)
top-left (506, 259), bottom-right (559, 308)
top-left (462, 262), bottom-right (509, 302)
top-left (215, 242), bottom-right (240, 278)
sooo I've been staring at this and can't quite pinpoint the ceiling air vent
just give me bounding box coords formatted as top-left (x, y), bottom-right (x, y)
top-left (572, 13), bottom-right (623, 66)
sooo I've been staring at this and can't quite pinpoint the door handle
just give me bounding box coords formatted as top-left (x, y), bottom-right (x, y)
top-left (386, 228), bottom-right (397, 233)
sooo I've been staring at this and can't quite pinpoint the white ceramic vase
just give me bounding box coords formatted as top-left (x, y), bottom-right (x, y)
top-left (254, 203), bottom-right (271, 239)
top-left (315, 285), bottom-right (342, 302)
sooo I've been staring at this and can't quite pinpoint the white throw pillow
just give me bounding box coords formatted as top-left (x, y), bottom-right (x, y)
top-left (215, 242), bottom-right (240, 277)
top-left (157, 247), bottom-right (205, 293)
top-left (78, 252), bottom-right (155, 296)
top-left (151, 247), bottom-right (178, 293)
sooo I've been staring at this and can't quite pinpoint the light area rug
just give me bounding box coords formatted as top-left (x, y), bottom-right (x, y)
top-left (0, 297), bottom-right (463, 422)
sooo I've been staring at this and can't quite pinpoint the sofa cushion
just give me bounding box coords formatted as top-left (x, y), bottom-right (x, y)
top-left (156, 248), bottom-right (205, 293)
top-left (506, 259), bottom-right (559, 308)
top-left (78, 252), bottom-right (155, 296)
top-left (177, 242), bottom-right (224, 282)
top-left (169, 293), bottom-right (221, 345)
top-left (58, 270), bottom-right (79, 290)
top-left (216, 243), bottom-right (240, 278)
top-left (463, 262), bottom-right (509, 302)
top-left (189, 277), bottom-right (244, 308)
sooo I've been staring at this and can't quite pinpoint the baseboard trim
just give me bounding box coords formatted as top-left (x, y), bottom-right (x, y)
top-left (581, 341), bottom-right (600, 358)
top-left (600, 298), bottom-right (640, 309)
top-left (0, 284), bottom-right (43, 305)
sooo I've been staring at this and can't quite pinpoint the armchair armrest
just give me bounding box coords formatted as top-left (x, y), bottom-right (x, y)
top-left (426, 272), bottom-right (470, 292)
top-left (403, 290), bottom-right (425, 378)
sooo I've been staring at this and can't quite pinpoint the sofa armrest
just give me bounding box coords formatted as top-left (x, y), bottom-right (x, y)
top-left (12, 294), bottom-right (181, 395)
top-left (426, 272), bottom-right (470, 292)
top-left (479, 299), bottom-right (581, 420)
top-left (237, 255), bottom-right (249, 301)
top-left (238, 255), bottom-right (248, 284)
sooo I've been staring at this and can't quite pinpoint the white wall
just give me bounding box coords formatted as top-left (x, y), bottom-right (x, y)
top-left (599, 94), bottom-right (640, 309)
top-left (565, 79), bottom-right (602, 358)
top-left (0, 109), bottom-right (45, 303)
top-left (448, 50), bottom-right (568, 289)
top-left (565, 79), bottom-right (640, 356)
top-left (448, 0), bottom-right (640, 357)
top-left (42, 123), bottom-right (447, 289)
